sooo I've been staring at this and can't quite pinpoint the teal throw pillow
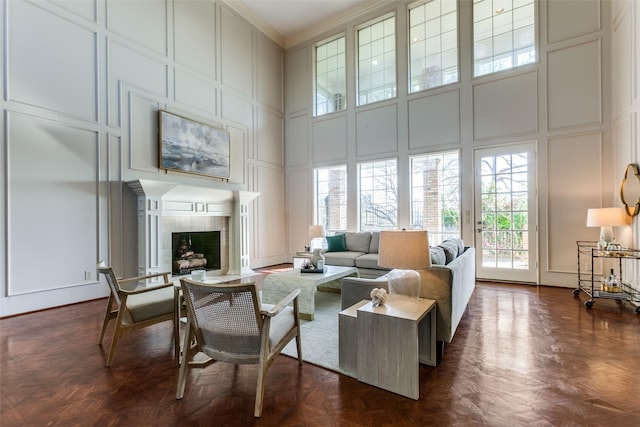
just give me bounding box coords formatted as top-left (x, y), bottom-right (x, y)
top-left (326, 234), bottom-right (347, 252)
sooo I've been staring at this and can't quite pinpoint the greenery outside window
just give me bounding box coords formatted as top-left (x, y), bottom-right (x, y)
top-left (358, 158), bottom-right (398, 230)
top-left (314, 35), bottom-right (346, 116)
top-left (473, 0), bottom-right (536, 77)
top-left (409, 0), bottom-right (458, 93)
top-left (410, 151), bottom-right (460, 245)
top-left (357, 14), bottom-right (397, 106)
top-left (314, 165), bottom-right (347, 233)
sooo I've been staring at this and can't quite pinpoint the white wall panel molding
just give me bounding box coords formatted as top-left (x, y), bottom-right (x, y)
top-left (126, 91), bottom-right (161, 174)
top-left (107, 40), bottom-right (169, 127)
top-left (355, 104), bottom-right (398, 158)
top-left (227, 124), bottom-right (248, 186)
top-left (256, 34), bottom-right (283, 112)
top-left (48, 0), bottom-right (97, 24)
top-left (255, 165), bottom-right (286, 263)
top-left (220, 88), bottom-right (254, 128)
top-left (312, 115), bottom-right (348, 163)
top-left (7, 0), bottom-right (98, 122)
top-left (285, 114), bottom-right (310, 167)
top-left (408, 89), bottom-right (460, 149)
top-left (547, 0), bottom-right (601, 44)
top-left (256, 107), bottom-right (284, 167)
top-left (220, 5), bottom-right (253, 98)
top-left (174, 0), bottom-right (216, 79)
top-left (174, 69), bottom-right (217, 116)
top-left (6, 111), bottom-right (100, 296)
top-left (284, 46), bottom-right (310, 116)
top-left (611, 5), bottom-right (632, 119)
top-left (547, 39), bottom-right (602, 130)
top-left (285, 169), bottom-right (311, 256)
top-left (546, 132), bottom-right (602, 274)
top-left (106, 0), bottom-right (168, 56)
top-left (473, 71), bottom-right (538, 140)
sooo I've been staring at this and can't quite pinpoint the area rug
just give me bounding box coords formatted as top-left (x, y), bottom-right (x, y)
top-left (277, 291), bottom-right (350, 376)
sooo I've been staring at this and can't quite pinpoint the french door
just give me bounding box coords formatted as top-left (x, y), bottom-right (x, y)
top-left (474, 143), bottom-right (538, 283)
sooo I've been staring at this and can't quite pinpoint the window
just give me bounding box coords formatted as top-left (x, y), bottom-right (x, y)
top-left (409, 0), bottom-right (458, 92)
top-left (359, 159), bottom-right (397, 230)
top-left (410, 151), bottom-right (460, 245)
top-left (357, 15), bottom-right (396, 106)
top-left (473, 0), bottom-right (536, 77)
top-left (314, 36), bottom-right (346, 116)
top-left (314, 165), bottom-right (347, 233)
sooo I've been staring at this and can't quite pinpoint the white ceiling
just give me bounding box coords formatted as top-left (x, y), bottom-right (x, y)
top-left (230, 0), bottom-right (387, 47)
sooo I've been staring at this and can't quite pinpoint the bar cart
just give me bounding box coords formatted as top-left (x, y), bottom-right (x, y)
top-left (574, 241), bottom-right (640, 312)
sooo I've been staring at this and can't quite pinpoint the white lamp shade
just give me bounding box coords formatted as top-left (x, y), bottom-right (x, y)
top-left (308, 225), bottom-right (325, 239)
top-left (378, 230), bottom-right (431, 269)
top-left (586, 208), bottom-right (627, 227)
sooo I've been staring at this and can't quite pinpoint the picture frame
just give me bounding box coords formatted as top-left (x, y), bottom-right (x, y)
top-left (158, 110), bottom-right (230, 179)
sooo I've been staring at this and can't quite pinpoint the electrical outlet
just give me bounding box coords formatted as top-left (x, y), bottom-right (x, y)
top-left (84, 270), bottom-right (93, 280)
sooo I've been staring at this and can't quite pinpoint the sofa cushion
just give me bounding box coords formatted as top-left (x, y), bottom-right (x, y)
top-left (430, 246), bottom-right (446, 265)
top-left (438, 240), bottom-right (459, 264)
top-left (354, 253), bottom-right (381, 269)
top-left (326, 233), bottom-right (347, 252)
top-left (345, 232), bottom-right (372, 253)
top-left (323, 251), bottom-right (363, 267)
top-left (369, 232), bottom-right (380, 253)
top-left (447, 238), bottom-right (465, 255)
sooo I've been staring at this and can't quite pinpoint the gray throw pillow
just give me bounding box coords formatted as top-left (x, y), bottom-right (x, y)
top-left (429, 246), bottom-right (446, 265)
top-left (345, 232), bottom-right (372, 253)
top-left (326, 234), bottom-right (347, 252)
top-left (438, 240), bottom-right (459, 264)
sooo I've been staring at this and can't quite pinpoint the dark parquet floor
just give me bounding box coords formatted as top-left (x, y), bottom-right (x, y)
top-left (1, 266), bottom-right (639, 426)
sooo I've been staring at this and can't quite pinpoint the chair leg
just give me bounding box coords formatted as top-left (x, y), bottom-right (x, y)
top-left (99, 295), bottom-right (114, 345)
top-left (176, 321), bottom-right (193, 399)
top-left (295, 331), bottom-right (303, 365)
top-left (106, 302), bottom-right (127, 367)
top-left (254, 358), bottom-right (268, 417)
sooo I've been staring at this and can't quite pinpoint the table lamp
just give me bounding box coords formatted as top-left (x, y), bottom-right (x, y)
top-left (308, 224), bottom-right (325, 250)
top-left (586, 207), bottom-right (627, 246)
top-left (378, 230), bottom-right (431, 299)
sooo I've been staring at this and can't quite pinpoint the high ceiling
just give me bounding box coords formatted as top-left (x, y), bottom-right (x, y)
top-left (231, 0), bottom-right (386, 47)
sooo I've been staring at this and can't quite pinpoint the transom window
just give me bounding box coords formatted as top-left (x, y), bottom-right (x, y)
top-left (358, 158), bottom-right (398, 230)
top-left (409, 0), bottom-right (458, 92)
top-left (473, 0), bottom-right (536, 77)
top-left (357, 15), bottom-right (397, 106)
top-left (410, 151), bottom-right (460, 245)
top-left (314, 36), bottom-right (346, 116)
top-left (314, 165), bottom-right (347, 233)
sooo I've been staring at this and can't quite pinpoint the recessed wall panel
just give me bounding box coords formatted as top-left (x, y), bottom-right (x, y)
top-left (257, 34), bottom-right (283, 112)
top-left (175, 70), bottom-right (217, 115)
top-left (220, 6), bottom-right (253, 97)
top-left (287, 169), bottom-right (311, 250)
top-left (547, 133), bottom-right (602, 272)
top-left (50, 0), bottom-right (96, 22)
top-left (257, 166), bottom-right (286, 258)
top-left (312, 116), bottom-right (348, 163)
top-left (257, 108), bottom-right (283, 166)
top-left (356, 105), bottom-right (398, 157)
top-left (473, 71), bottom-right (538, 140)
top-left (174, 0), bottom-right (216, 77)
top-left (8, 0), bottom-right (97, 121)
top-left (107, 0), bottom-right (167, 54)
top-left (285, 47), bottom-right (310, 115)
top-left (221, 90), bottom-right (253, 128)
top-left (547, 0), bottom-right (600, 43)
top-left (108, 41), bottom-right (168, 127)
top-left (612, 11), bottom-right (632, 116)
top-left (228, 125), bottom-right (247, 185)
top-left (547, 40), bottom-right (602, 130)
top-left (286, 115), bottom-right (309, 167)
top-left (128, 93), bottom-right (160, 172)
top-left (409, 90), bottom-right (460, 149)
top-left (7, 112), bottom-right (98, 295)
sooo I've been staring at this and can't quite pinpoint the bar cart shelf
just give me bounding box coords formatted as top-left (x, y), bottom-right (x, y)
top-left (574, 241), bottom-right (640, 312)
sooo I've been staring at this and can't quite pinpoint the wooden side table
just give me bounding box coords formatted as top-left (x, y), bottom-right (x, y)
top-left (356, 295), bottom-right (436, 400)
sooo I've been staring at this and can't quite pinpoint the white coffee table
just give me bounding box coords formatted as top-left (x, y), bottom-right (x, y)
top-left (261, 265), bottom-right (358, 320)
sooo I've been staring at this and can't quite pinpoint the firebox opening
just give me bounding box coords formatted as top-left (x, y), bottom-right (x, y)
top-left (171, 231), bottom-right (221, 276)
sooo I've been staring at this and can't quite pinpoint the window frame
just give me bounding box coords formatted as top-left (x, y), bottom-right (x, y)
top-left (313, 34), bottom-right (347, 117)
top-left (357, 157), bottom-right (398, 231)
top-left (313, 164), bottom-right (348, 234)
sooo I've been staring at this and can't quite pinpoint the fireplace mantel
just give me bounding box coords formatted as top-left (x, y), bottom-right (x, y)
top-left (127, 179), bottom-right (259, 276)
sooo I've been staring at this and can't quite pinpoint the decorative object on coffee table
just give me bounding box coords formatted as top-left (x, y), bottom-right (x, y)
top-left (310, 248), bottom-right (325, 270)
top-left (378, 230), bottom-right (431, 299)
top-left (308, 224), bottom-right (326, 250)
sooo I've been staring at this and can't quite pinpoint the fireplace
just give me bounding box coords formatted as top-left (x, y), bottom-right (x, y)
top-left (172, 231), bottom-right (221, 275)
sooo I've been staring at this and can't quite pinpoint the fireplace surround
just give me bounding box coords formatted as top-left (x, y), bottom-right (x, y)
top-left (127, 179), bottom-right (259, 278)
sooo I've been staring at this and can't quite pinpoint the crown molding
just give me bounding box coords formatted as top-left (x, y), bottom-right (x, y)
top-left (283, 0), bottom-right (397, 49)
top-left (221, 0), bottom-right (286, 47)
